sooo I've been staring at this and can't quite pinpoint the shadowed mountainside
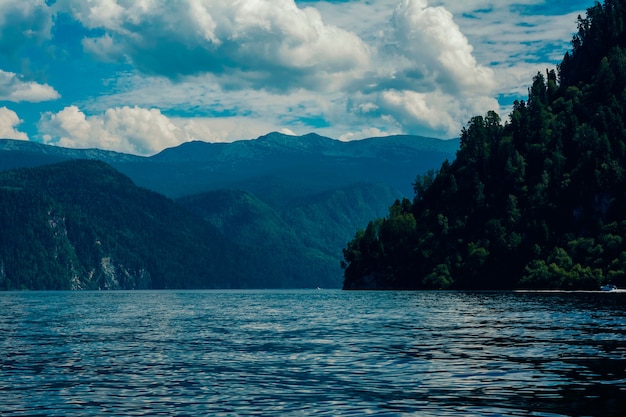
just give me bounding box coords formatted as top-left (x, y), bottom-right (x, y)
top-left (0, 133), bottom-right (457, 289)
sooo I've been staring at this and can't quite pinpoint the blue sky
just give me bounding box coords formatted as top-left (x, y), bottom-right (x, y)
top-left (0, 0), bottom-right (591, 155)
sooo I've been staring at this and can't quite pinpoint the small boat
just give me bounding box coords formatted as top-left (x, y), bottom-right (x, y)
top-left (600, 284), bottom-right (618, 292)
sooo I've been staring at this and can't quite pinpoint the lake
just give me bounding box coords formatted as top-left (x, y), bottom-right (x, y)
top-left (1, 290), bottom-right (625, 416)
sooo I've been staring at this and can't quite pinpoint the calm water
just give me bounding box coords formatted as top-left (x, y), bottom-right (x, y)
top-left (1, 290), bottom-right (625, 416)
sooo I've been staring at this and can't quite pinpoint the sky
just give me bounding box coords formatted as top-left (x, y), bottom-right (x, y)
top-left (0, 0), bottom-right (593, 156)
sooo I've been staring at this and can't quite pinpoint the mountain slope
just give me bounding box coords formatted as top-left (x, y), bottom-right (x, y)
top-left (178, 189), bottom-right (340, 288)
top-left (145, 132), bottom-right (458, 198)
top-left (0, 139), bottom-right (143, 168)
top-left (0, 133), bottom-right (459, 198)
top-left (178, 183), bottom-right (402, 288)
top-left (283, 182), bottom-right (403, 258)
top-left (342, 0), bottom-right (626, 291)
top-left (0, 133), bottom-right (456, 289)
top-left (0, 160), bottom-right (272, 290)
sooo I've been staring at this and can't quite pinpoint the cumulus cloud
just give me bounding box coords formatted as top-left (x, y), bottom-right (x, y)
top-left (306, 0), bottom-right (584, 138)
top-left (0, 107), bottom-right (29, 140)
top-left (0, 70), bottom-right (60, 102)
top-left (68, 0), bottom-right (501, 142)
top-left (339, 127), bottom-right (396, 142)
top-left (378, 89), bottom-right (499, 136)
top-left (0, 0), bottom-right (53, 56)
top-left (436, 1), bottom-right (583, 101)
top-left (2, 0), bottom-right (583, 152)
top-left (39, 106), bottom-right (190, 156)
top-left (58, 0), bottom-right (370, 91)
top-left (390, 0), bottom-right (495, 94)
top-left (171, 116), bottom-right (302, 143)
top-left (333, 0), bottom-right (500, 138)
top-left (81, 72), bottom-right (343, 139)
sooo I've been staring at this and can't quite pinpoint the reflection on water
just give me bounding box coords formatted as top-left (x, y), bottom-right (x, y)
top-left (1, 290), bottom-right (625, 416)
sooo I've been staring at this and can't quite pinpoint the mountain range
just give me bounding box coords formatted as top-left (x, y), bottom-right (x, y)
top-left (0, 132), bottom-right (458, 289)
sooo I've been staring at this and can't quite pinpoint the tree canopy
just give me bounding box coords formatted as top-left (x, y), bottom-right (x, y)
top-left (342, 0), bottom-right (626, 290)
top-left (0, 160), bottom-right (264, 290)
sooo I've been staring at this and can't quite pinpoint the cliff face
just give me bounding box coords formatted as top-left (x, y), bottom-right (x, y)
top-left (0, 190), bottom-right (151, 290)
top-left (85, 257), bottom-right (151, 291)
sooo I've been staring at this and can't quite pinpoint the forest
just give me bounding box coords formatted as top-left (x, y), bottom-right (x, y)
top-left (0, 159), bottom-right (327, 290)
top-left (1, 132), bottom-right (454, 290)
top-left (342, 0), bottom-right (626, 290)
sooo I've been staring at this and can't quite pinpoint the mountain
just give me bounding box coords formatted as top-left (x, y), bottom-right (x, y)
top-left (143, 132), bottom-right (459, 199)
top-left (0, 159), bottom-right (334, 290)
top-left (0, 133), bottom-right (458, 199)
top-left (177, 189), bottom-right (338, 287)
top-left (0, 139), bottom-right (143, 169)
top-left (0, 159), bottom-right (399, 290)
top-left (178, 183), bottom-right (402, 285)
top-left (342, 0), bottom-right (626, 291)
top-left (0, 133), bottom-right (456, 289)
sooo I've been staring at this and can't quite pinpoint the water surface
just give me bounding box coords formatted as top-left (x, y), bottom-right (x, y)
top-left (1, 290), bottom-right (625, 416)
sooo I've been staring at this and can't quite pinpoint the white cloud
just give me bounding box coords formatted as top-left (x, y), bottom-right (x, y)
top-left (324, 0), bottom-right (501, 139)
top-left (0, 107), bottom-right (29, 140)
top-left (60, 0), bottom-right (370, 92)
top-left (171, 117), bottom-right (247, 143)
top-left (0, 70), bottom-right (60, 102)
top-left (171, 116), bottom-right (301, 143)
top-left (303, 0), bottom-right (587, 135)
top-left (68, 0), bottom-right (501, 143)
top-left (390, 0), bottom-right (495, 94)
top-left (77, 73), bottom-right (343, 139)
top-left (2, 0), bottom-right (590, 153)
top-left (74, 0), bottom-right (125, 29)
top-left (378, 89), bottom-right (500, 137)
top-left (339, 127), bottom-right (396, 142)
top-left (0, 0), bottom-right (53, 54)
top-left (39, 106), bottom-right (190, 156)
top-left (433, 2), bottom-right (584, 100)
top-left (382, 90), bottom-right (457, 134)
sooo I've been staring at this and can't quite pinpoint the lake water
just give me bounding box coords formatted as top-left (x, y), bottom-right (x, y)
top-left (1, 290), bottom-right (625, 416)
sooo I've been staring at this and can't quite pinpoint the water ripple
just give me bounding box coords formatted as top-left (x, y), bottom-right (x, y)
top-left (1, 290), bottom-right (625, 416)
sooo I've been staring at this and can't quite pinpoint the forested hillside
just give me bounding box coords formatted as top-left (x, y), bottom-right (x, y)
top-left (177, 189), bottom-right (339, 287)
top-left (178, 183), bottom-right (401, 284)
top-left (343, 0), bottom-right (626, 290)
top-left (1, 132), bottom-right (454, 290)
top-left (0, 160), bottom-right (291, 290)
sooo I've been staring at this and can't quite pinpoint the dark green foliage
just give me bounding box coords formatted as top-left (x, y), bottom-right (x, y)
top-left (177, 189), bottom-right (337, 289)
top-left (343, 0), bottom-right (626, 290)
top-left (178, 183), bottom-right (402, 289)
top-left (0, 160), bottom-right (270, 290)
top-left (0, 134), bottom-right (458, 290)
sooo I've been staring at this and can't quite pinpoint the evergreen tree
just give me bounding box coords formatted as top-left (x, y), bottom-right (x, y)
top-left (343, 0), bottom-right (626, 290)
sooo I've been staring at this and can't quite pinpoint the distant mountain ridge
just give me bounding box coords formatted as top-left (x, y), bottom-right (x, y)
top-left (0, 139), bottom-right (143, 166)
top-left (153, 132), bottom-right (457, 160)
top-left (0, 132), bottom-right (459, 198)
top-left (0, 132), bottom-right (458, 289)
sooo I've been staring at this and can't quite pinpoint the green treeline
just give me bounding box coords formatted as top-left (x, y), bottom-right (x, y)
top-left (342, 0), bottom-right (626, 290)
